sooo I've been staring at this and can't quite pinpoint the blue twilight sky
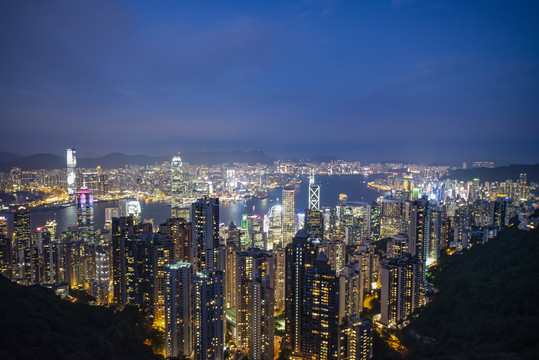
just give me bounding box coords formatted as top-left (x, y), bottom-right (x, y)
top-left (1, 0), bottom-right (538, 164)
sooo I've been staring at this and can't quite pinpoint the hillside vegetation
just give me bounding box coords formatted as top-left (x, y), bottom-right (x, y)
top-left (0, 276), bottom-right (163, 360)
top-left (405, 226), bottom-right (539, 359)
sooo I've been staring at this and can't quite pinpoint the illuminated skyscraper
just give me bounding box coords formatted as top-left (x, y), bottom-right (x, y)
top-left (274, 248), bottom-right (286, 310)
top-left (95, 246), bottom-right (109, 305)
top-left (304, 209), bottom-right (324, 240)
top-left (267, 205), bottom-right (282, 250)
top-left (317, 239), bottom-right (345, 275)
top-left (13, 206), bottom-right (31, 280)
top-left (193, 270), bottom-right (224, 360)
top-left (429, 207), bottom-right (442, 264)
top-left (285, 229), bottom-right (317, 355)
top-left (191, 197), bottom-right (220, 271)
top-left (308, 173), bottom-right (320, 210)
top-left (282, 188), bottom-right (296, 247)
top-left (111, 216), bottom-right (134, 308)
top-left (234, 249), bottom-right (274, 354)
top-left (165, 260), bottom-right (193, 359)
top-left (171, 154), bottom-right (185, 214)
top-left (76, 187), bottom-right (94, 242)
top-left (0, 215), bottom-right (11, 278)
top-left (408, 198), bottom-right (429, 294)
top-left (340, 318), bottom-right (373, 360)
top-left (249, 274), bottom-right (274, 360)
top-left (159, 218), bottom-right (192, 262)
top-left (369, 202), bottom-right (381, 242)
top-left (380, 199), bottom-right (404, 239)
top-left (380, 256), bottom-right (420, 327)
top-left (301, 252), bottom-right (340, 359)
top-left (67, 148), bottom-right (76, 196)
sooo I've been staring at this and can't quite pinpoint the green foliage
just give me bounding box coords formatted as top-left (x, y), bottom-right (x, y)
top-left (0, 276), bottom-right (162, 360)
top-left (406, 227), bottom-right (539, 360)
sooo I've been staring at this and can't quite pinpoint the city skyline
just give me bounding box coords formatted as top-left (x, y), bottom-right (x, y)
top-left (1, 1), bottom-right (538, 163)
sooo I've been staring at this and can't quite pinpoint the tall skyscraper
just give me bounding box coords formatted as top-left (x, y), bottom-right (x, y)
top-left (249, 274), bottom-right (275, 360)
top-left (13, 206), bottom-right (31, 280)
top-left (369, 202), bottom-right (381, 242)
top-left (234, 249), bottom-right (274, 354)
top-left (191, 198), bottom-right (220, 271)
top-left (282, 188), bottom-right (296, 247)
top-left (193, 270), bottom-right (224, 360)
top-left (429, 207), bottom-right (442, 264)
top-left (76, 187), bottom-right (94, 242)
top-left (171, 154), bottom-right (185, 213)
top-left (267, 205), bottom-right (282, 250)
top-left (380, 199), bottom-right (404, 239)
top-left (304, 209), bottom-right (324, 240)
top-left (95, 246), bottom-right (109, 305)
top-left (408, 198), bottom-right (429, 294)
top-left (380, 256), bottom-right (419, 327)
top-left (285, 229), bottom-right (318, 355)
top-left (165, 260), bottom-right (193, 359)
top-left (308, 173), bottom-right (320, 210)
top-left (301, 252), bottom-right (340, 359)
top-left (111, 216), bottom-right (134, 308)
top-left (67, 148), bottom-right (76, 196)
top-left (0, 215), bottom-right (11, 278)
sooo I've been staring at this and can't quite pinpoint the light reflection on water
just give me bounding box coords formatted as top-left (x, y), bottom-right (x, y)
top-left (30, 174), bottom-right (382, 233)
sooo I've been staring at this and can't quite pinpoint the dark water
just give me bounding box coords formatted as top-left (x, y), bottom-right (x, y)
top-left (30, 174), bottom-right (382, 233)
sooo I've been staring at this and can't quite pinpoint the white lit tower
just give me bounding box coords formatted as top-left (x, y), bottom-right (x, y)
top-left (308, 171), bottom-right (320, 210)
top-left (67, 148), bottom-right (77, 196)
top-left (282, 188), bottom-right (296, 247)
top-left (171, 154), bottom-right (184, 209)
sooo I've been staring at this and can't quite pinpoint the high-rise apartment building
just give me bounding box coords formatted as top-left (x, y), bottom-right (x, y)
top-left (380, 256), bottom-right (420, 327)
top-left (13, 206), bottom-right (31, 280)
top-left (234, 249), bottom-right (274, 354)
top-left (191, 197), bottom-right (220, 271)
top-left (408, 198), bottom-right (429, 294)
top-left (380, 199), bottom-right (404, 239)
top-left (193, 270), bottom-right (224, 360)
top-left (165, 260), bottom-right (193, 359)
top-left (301, 252), bottom-right (341, 359)
top-left (285, 229), bottom-right (317, 355)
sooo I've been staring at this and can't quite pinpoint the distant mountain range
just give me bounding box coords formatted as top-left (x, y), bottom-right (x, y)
top-left (446, 164), bottom-right (539, 184)
top-left (0, 150), bottom-right (275, 171)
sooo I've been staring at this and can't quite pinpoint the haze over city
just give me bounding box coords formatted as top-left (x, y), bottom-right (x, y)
top-left (1, 2), bottom-right (539, 360)
top-left (1, 0), bottom-right (538, 163)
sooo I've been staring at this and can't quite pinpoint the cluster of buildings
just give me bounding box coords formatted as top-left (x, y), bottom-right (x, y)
top-left (0, 150), bottom-right (537, 360)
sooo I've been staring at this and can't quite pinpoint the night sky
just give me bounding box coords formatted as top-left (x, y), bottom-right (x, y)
top-left (1, 0), bottom-right (538, 164)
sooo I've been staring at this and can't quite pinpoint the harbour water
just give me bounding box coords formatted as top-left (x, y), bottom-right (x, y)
top-left (29, 174), bottom-right (383, 234)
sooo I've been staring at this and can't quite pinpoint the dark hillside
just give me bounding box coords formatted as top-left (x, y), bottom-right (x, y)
top-left (0, 276), bottom-right (162, 360)
top-left (405, 226), bottom-right (539, 359)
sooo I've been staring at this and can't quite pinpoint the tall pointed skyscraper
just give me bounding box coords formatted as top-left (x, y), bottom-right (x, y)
top-left (67, 148), bottom-right (76, 196)
top-left (308, 172), bottom-right (320, 211)
top-left (171, 154), bottom-right (185, 215)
